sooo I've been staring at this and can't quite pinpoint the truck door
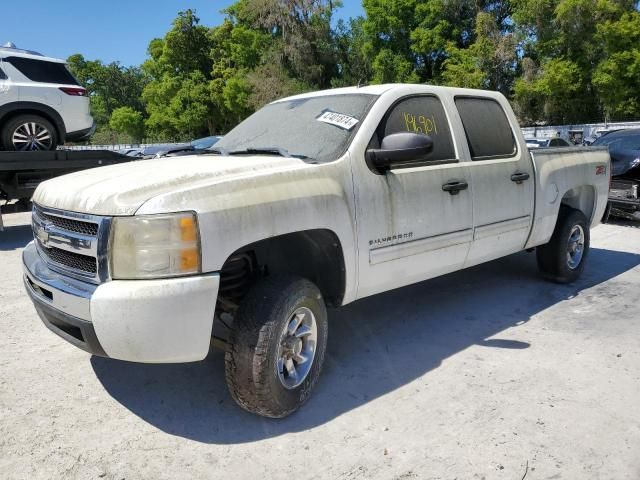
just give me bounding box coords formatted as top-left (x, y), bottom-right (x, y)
top-left (454, 96), bottom-right (535, 267)
top-left (353, 94), bottom-right (473, 299)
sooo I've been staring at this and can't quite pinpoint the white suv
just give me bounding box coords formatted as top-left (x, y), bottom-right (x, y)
top-left (0, 43), bottom-right (94, 151)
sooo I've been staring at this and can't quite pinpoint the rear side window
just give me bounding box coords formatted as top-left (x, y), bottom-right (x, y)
top-left (374, 95), bottom-right (456, 161)
top-left (455, 97), bottom-right (516, 160)
top-left (4, 56), bottom-right (79, 85)
top-left (0, 65), bottom-right (6, 80)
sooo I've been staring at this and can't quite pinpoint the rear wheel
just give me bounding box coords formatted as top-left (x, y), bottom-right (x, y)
top-left (536, 207), bottom-right (590, 283)
top-left (1, 114), bottom-right (58, 151)
top-left (224, 275), bottom-right (328, 418)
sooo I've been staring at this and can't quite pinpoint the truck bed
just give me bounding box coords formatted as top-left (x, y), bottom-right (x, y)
top-left (525, 146), bottom-right (610, 249)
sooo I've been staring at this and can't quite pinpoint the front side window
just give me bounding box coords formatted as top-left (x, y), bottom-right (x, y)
top-left (216, 94), bottom-right (378, 163)
top-left (4, 56), bottom-right (79, 85)
top-left (370, 95), bottom-right (456, 162)
top-left (0, 65), bottom-right (7, 80)
top-left (455, 97), bottom-right (516, 160)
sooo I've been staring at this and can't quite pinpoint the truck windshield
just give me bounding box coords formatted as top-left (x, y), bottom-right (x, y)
top-left (214, 93), bottom-right (379, 163)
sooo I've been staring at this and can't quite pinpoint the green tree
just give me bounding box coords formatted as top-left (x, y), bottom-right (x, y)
top-left (109, 106), bottom-right (145, 142)
top-left (159, 9), bottom-right (213, 75)
top-left (514, 58), bottom-right (584, 124)
top-left (593, 11), bottom-right (640, 120)
top-left (361, 0), bottom-right (421, 83)
top-left (442, 11), bottom-right (517, 93)
top-left (512, 0), bottom-right (638, 124)
top-left (332, 16), bottom-right (372, 87)
top-left (67, 54), bottom-right (147, 127)
top-left (68, 0), bottom-right (640, 140)
top-left (142, 10), bottom-right (216, 139)
top-left (226, 0), bottom-right (340, 88)
top-left (361, 0), bottom-right (515, 85)
top-left (208, 17), bottom-right (272, 127)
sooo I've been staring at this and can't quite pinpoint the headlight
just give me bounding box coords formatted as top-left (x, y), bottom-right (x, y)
top-left (110, 212), bottom-right (201, 279)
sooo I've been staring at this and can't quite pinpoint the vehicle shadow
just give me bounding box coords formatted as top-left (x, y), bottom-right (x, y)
top-left (91, 247), bottom-right (640, 444)
top-left (0, 224), bottom-right (32, 251)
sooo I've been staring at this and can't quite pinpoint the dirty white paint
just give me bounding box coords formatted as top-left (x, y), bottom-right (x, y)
top-left (526, 147), bottom-right (610, 248)
top-left (32, 155), bottom-right (309, 216)
top-left (32, 84), bottom-right (610, 308)
top-left (91, 274), bottom-right (219, 362)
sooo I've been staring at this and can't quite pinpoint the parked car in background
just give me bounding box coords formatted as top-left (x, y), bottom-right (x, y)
top-left (191, 135), bottom-right (222, 150)
top-left (525, 137), bottom-right (571, 148)
top-left (140, 143), bottom-right (190, 157)
top-left (153, 136), bottom-right (223, 157)
top-left (116, 147), bottom-right (143, 157)
top-left (0, 43), bottom-right (94, 151)
top-left (584, 129), bottom-right (621, 146)
top-left (116, 138), bottom-right (223, 159)
top-left (592, 128), bottom-right (640, 219)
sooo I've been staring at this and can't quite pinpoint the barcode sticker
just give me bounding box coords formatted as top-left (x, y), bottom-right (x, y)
top-left (316, 110), bottom-right (359, 130)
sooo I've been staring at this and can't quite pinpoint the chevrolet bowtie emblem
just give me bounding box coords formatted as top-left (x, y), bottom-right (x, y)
top-left (36, 222), bottom-right (51, 247)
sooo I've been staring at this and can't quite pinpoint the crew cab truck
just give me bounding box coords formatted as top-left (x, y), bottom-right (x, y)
top-left (22, 84), bottom-right (610, 418)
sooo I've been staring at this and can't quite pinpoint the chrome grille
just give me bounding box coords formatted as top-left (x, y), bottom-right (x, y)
top-left (37, 211), bottom-right (98, 236)
top-left (45, 247), bottom-right (97, 274)
top-left (31, 204), bottom-right (111, 283)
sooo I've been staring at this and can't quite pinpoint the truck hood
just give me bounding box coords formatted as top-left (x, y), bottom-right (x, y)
top-left (32, 154), bottom-right (308, 216)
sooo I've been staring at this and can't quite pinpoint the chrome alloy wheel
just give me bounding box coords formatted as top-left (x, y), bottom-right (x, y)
top-left (12, 122), bottom-right (53, 151)
top-left (276, 306), bottom-right (318, 389)
top-left (566, 224), bottom-right (585, 270)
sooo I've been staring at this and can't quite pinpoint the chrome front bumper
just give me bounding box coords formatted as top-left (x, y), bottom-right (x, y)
top-left (23, 241), bottom-right (107, 356)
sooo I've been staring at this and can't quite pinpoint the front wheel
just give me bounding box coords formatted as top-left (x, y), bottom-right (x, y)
top-left (224, 275), bottom-right (328, 418)
top-left (536, 207), bottom-right (590, 283)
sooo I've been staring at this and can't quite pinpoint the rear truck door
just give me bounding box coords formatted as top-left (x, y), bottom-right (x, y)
top-left (454, 96), bottom-right (535, 267)
top-left (353, 94), bottom-right (473, 299)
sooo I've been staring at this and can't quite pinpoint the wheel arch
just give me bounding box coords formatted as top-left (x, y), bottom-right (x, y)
top-left (0, 102), bottom-right (66, 142)
top-left (559, 185), bottom-right (597, 224)
top-left (219, 229), bottom-right (347, 308)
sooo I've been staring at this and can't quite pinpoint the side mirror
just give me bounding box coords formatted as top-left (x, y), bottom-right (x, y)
top-left (367, 132), bottom-right (434, 170)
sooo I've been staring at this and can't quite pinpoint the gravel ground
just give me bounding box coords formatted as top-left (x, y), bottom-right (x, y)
top-left (1, 212), bottom-right (639, 480)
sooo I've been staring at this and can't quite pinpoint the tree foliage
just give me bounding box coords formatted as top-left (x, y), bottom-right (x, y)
top-left (67, 54), bottom-right (147, 129)
top-left (109, 106), bottom-right (145, 142)
top-left (67, 0), bottom-right (640, 144)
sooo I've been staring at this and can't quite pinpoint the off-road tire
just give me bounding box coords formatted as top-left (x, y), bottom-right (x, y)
top-left (537, 207), bottom-right (590, 283)
top-left (1, 114), bottom-right (58, 151)
top-left (224, 275), bottom-right (328, 418)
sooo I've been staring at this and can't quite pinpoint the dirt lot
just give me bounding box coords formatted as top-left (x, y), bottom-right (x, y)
top-left (1, 211), bottom-right (639, 480)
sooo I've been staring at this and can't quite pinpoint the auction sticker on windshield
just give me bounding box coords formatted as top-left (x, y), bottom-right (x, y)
top-left (316, 110), bottom-right (359, 130)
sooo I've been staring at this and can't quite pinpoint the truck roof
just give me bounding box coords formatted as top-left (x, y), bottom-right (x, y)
top-left (274, 83), bottom-right (506, 103)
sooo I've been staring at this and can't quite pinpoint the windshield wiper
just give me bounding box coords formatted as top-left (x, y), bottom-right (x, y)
top-left (204, 147), bottom-right (229, 155)
top-left (227, 147), bottom-right (313, 160)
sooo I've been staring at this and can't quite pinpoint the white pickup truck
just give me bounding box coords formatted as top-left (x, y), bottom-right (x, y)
top-left (23, 84), bottom-right (610, 418)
